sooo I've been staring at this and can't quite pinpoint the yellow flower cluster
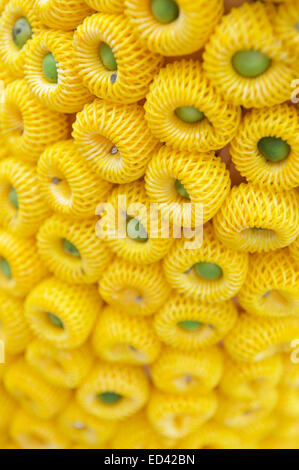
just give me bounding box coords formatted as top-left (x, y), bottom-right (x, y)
top-left (0, 0), bottom-right (298, 450)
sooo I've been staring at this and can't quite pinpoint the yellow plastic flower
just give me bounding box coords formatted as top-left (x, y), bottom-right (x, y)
top-left (147, 390), bottom-right (217, 439)
top-left (0, 383), bottom-right (16, 429)
top-left (25, 277), bottom-right (102, 349)
top-left (179, 422), bottom-right (242, 449)
top-left (0, 289), bottom-right (32, 354)
top-left (213, 183), bottom-right (299, 253)
top-left (274, 413), bottom-right (299, 440)
top-left (0, 80), bottom-right (69, 164)
top-left (280, 354), bottom-right (299, 389)
top-left (11, 409), bottom-right (69, 449)
top-left (99, 181), bottom-right (173, 264)
top-left (25, 340), bottom-right (94, 389)
top-left (0, 0), bottom-right (44, 78)
top-left (0, 158), bottom-right (51, 237)
top-left (4, 358), bottom-right (70, 419)
top-left (58, 401), bottom-right (116, 447)
top-left (37, 214), bottom-right (112, 284)
top-left (224, 313), bottom-right (299, 363)
top-left (276, 387), bottom-right (299, 418)
top-left (0, 0), bottom-right (9, 15)
top-left (145, 60), bottom-right (241, 152)
top-left (273, 1), bottom-right (299, 62)
top-left (0, 230), bottom-right (48, 298)
top-left (230, 104), bottom-right (299, 190)
top-left (238, 415), bottom-right (277, 448)
top-left (37, 140), bottom-right (112, 218)
top-left (0, 353), bottom-right (14, 381)
top-left (238, 249), bottom-right (299, 318)
top-left (219, 353), bottom-right (283, 401)
top-left (154, 293), bottom-right (238, 351)
top-left (150, 346), bottom-right (223, 395)
top-left (25, 30), bottom-right (93, 113)
top-left (92, 305), bottom-right (161, 365)
top-left (163, 223), bottom-right (248, 302)
top-left (203, 2), bottom-right (296, 108)
top-left (86, 0), bottom-right (124, 13)
top-left (124, 0), bottom-right (223, 56)
top-left (35, 0), bottom-right (94, 31)
top-left (289, 236), bottom-right (299, 263)
top-left (73, 13), bottom-right (163, 103)
top-left (99, 258), bottom-right (171, 316)
top-left (145, 146), bottom-right (230, 227)
top-left (0, 134), bottom-right (9, 162)
top-left (73, 99), bottom-right (160, 184)
top-left (0, 59), bottom-right (14, 86)
top-left (76, 361), bottom-right (149, 420)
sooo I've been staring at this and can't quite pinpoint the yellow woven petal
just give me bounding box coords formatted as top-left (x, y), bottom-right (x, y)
top-left (37, 140), bottom-right (113, 218)
top-left (24, 277), bottom-right (102, 349)
top-left (11, 409), bottom-right (69, 449)
top-left (125, 0), bottom-right (223, 56)
top-left (0, 134), bottom-right (9, 162)
top-left (99, 258), bottom-right (171, 316)
top-left (0, 157), bottom-right (51, 237)
top-left (154, 293), bottom-right (238, 351)
top-left (4, 358), bottom-right (70, 419)
top-left (35, 0), bottom-right (94, 31)
top-left (259, 437), bottom-right (299, 450)
top-left (276, 387), bottom-right (299, 418)
top-left (273, 413), bottom-right (299, 440)
top-left (0, 383), bottom-right (16, 429)
top-left (280, 353), bottom-right (299, 389)
top-left (224, 313), bottom-right (299, 362)
top-left (203, 2), bottom-right (296, 108)
top-left (58, 401), bottom-right (115, 447)
top-left (0, 0), bottom-right (44, 78)
top-left (163, 223), bottom-right (248, 302)
top-left (179, 422), bottom-right (242, 449)
top-left (213, 183), bottom-right (299, 253)
top-left (147, 390), bottom-right (217, 439)
top-left (73, 13), bottom-right (163, 103)
top-left (25, 339), bottom-right (94, 389)
top-left (238, 249), bottom-right (299, 318)
top-left (0, 290), bottom-right (32, 354)
top-left (238, 415), bottom-right (277, 448)
top-left (145, 60), bottom-right (241, 152)
top-left (37, 214), bottom-right (112, 284)
top-left (289, 236), bottom-right (299, 263)
top-left (76, 361), bottom-right (149, 420)
top-left (0, 59), bottom-right (14, 86)
top-left (150, 345), bottom-right (223, 395)
top-left (273, 1), bottom-right (299, 62)
top-left (25, 30), bottom-right (93, 113)
top-left (230, 104), bottom-right (299, 190)
top-left (0, 230), bottom-right (48, 298)
top-left (219, 353), bottom-right (283, 401)
top-left (73, 100), bottom-right (160, 184)
top-left (86, 0), bottom-right (124, 13)
top-left (92, 305), bottom-right (161, 365)
top-left (0, 0), bottom-right (9, 14)
top-left (0, 80), bottom-right (69, 163)
top-left (145, 146), bottom-right (230, 226)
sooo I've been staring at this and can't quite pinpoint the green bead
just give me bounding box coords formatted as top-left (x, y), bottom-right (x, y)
top-left (258, 137), bottom-right (290, 162)
top-left (12, 17), bottom-right (32, 49)
top-left (97, 392), bottom-right (122, 404)
top-left (0, 258), bottom-right (12, 279)
top-left (127, 218), bottom-right (148, 243)
top-left (42, 53), bottom-right (58, 84)
top-left (151, 0), bottom-right (179, 24)
top-left (63, 239), bottom-right (81, 258)
top-left (232, 50), bottom-right (271, 78)
top-left (175, 106), bottom-right (205, 123)
top-left (194, 262), bottom-right (223, 280)
top-left (178, 320), bottom-right (203, 332)
top-left (47, 313), bottom-right (64, 328)
top-left (99, 43), bottom-right (117, 71)
top-left (175, 179), bottom-right (190, 199)
top-left (9, 187), bottom-right (19, 209)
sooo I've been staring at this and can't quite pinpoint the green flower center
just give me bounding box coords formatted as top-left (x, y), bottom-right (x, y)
top-left (97, 392), bottom-right (122, 404)
top-left (258, 137), bottom-right (290, 162)
top-left (175, 106), bottom-right (205, 123)
top-left (126, 218), bottom-right (148, 243)
top-left (194, 262), bottom-right (223, 280)
top-left (0, 258), bottom-right (12, 279)
top-left (62, 239), bottom-right (81, 258)
top-left (9, 187), bottom-right (19, 209)
top-left (232, 50), bottom-right (271, 78)
top-left (178, 320), bottom-right (203, 332)
top-left (42, 53), bottom-right (58, 83)
top-left (47, 313), bottom-right (64, 328)
top-left (99, 42), bottom-right (117, 71)
top-left (12, 17), bottom-right (32, 49)
top-left (175, 179), bottom-right (190, 199)
top-left (151, 0), bottom-right (179, 24)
